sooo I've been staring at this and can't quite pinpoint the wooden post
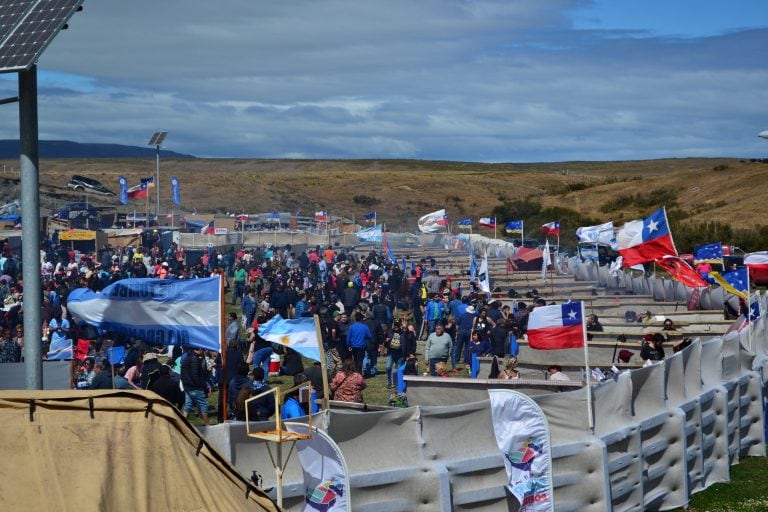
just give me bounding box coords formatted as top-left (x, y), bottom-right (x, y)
top-left (314, 315), bottom-right (330, 409)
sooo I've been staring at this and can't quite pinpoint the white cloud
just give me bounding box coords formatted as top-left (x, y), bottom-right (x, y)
top-left (0, 0), bottom-right (766, 161)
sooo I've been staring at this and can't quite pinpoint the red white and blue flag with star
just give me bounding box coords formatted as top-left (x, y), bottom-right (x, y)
top-left (616, 207), bottom-right (677, 267)
top-left (527, 301), bottom-right (585, 350)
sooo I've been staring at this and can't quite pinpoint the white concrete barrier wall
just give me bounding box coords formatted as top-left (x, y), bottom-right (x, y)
top-left (203, 281), bottom-right (768, 511)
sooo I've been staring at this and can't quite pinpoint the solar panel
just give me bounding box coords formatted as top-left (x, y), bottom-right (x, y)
top-left (0, 0), bottom-right (83, 73)
top-left (147, 131), bottom-right (168, 146)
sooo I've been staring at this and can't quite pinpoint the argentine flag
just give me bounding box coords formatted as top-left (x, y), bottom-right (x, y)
top-left (67, 277), bottom-right (222, 351)
top-left (259, 315), bottom-right (321, 362)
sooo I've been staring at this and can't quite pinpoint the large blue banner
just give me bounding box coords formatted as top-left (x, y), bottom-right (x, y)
top-left (67, 277), bottom-right (222, 351)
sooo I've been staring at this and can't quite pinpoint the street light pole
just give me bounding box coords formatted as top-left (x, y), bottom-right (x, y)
top-left (147, 131), bottom-right (168, 223)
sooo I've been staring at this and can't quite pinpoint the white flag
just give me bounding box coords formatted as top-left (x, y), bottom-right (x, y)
top-left (417, 208), bottom-right (448, 233)
top-left (488, 390), bottom-right (554, 511)
top-left (575, 221), bottom-right (616, 248)
top-left (478, 250), bottom-right (490, 293)
top-left (286, 423), bottom-right (351, 512)
top-left (541, 240), bottom-right (551, 282)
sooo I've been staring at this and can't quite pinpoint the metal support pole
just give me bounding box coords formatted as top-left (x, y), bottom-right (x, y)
top-left (155, 144), bottom-right (161, 220)
top-left (19, 65), bottom-right (43, 389)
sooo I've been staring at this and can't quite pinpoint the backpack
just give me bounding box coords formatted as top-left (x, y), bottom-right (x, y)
top-left (419, 283), bottom-right (428, 300)
top-left (624, 310), bottom-right (637, 323)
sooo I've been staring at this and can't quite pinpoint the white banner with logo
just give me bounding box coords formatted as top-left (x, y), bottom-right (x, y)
top-left (286, 422), bottom-right (351, 512)
top-left (488, 389), bottom-right (554, 511)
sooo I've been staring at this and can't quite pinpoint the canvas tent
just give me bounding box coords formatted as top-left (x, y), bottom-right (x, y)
top-left (0, 390), bottom-right (279, 512)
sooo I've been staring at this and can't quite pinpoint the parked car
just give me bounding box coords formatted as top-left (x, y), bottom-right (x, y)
top-left (66, 175), bottom-right (116, 196)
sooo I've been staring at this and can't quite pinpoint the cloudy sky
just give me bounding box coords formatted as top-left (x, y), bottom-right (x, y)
top-left (1, 0), bottom-right (766, 162)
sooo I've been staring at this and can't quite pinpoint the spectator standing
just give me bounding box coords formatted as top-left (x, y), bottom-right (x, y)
top-left (425, 323), bottom-right (452, 376)
top-left (181, 347), bottom-right (209, 426)
top-left (346, 313), bottom-right (372, 374)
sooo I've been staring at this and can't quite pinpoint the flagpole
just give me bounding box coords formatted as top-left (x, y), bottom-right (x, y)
top-left (219, 273), bottom-right (228, 422)
top-left (581, 301), bottom-right (594, 430)
top-left (748, 269), bottom-right (753, 351)
top-left (314, 315), bottom-right (330, 409)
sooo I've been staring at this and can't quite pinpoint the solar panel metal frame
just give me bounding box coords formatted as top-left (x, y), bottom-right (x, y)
top-left (0, 0), bottom-right (84, 73)
top-left (147, 131), bottom-right (168, 147)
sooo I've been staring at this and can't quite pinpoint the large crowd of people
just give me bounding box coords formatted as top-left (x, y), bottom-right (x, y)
top-left (3, 232), bottom-right (702, 422)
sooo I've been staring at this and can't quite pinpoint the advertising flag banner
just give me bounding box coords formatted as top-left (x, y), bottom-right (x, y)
top-left (171, 176), bottom-right (181, 205)
top-left (488, 390), bottom-right (554, 511)
top-left (286, 423), bottom-right (351, 512)
top-left (119, 176), bottom-right (128, 205)
top-left (67, 277), bottom-right (222, 351)
top-left (478, 250), bottom-right (490, 293)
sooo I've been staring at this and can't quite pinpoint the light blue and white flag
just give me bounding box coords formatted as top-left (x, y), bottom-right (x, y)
top-left (67, 277), bottom-right (222, 351)
top-left (259, 315), bottom-right (321, 362)
top-left (356, 224), bottom-right (383, 243)
top-left (47, 337), bottom-right (73, 360)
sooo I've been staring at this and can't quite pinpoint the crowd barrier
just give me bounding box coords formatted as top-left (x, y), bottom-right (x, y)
top-left (206, 327), bottom-right (767, 511)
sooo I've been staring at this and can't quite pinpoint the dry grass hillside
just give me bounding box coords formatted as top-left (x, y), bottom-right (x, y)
top-left (0, 156), bottom-right (765, 232)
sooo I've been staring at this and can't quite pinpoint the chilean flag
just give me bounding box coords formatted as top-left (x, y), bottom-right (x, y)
top-left (616, 207), bottom-right (677, 267)
top-left (315, 210), bottom-right (328, 221)
top-left (540, 221), bottom-right (560, 236)
top-left (201, 221), bottom-right (215, 235)
top-left (478, 217), bottom-right (496, 228)
top-left (527, 302), bottom-right (584, 350)
top-left (127, 182), bottom-right (148, 200)
top-left (745, 252), bottom-right (768, 285)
